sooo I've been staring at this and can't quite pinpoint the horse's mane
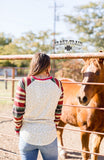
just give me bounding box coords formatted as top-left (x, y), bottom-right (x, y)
top-left (82, 58), bottom-right (101, 73)
top-left (86, 58), bottom-right (100, 66)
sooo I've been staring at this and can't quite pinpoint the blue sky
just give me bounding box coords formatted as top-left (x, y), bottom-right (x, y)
top-left (0, 0), bottom-right (98, 39)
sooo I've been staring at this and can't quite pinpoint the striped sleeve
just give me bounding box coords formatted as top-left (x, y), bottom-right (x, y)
top-left (54, 79), bottom-right (64, 126)
top-left (13, 78), bottom-right (26, 133)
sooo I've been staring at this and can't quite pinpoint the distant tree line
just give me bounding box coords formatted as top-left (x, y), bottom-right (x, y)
top-left (0, 31), bottom-right (53, 67)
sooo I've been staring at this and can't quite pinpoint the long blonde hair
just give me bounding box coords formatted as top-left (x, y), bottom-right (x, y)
top-left (28, 53), bottom-right (50, 76)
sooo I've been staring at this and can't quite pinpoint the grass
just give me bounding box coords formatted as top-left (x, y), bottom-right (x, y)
top-left (0, 80), bottom-right (18, 112)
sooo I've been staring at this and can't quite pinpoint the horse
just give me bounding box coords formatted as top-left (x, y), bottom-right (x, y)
top-left (57, 58), bottom-right (104, 160)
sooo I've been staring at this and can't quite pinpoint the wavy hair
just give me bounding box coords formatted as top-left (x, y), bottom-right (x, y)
top-left (28, 53), bottom-right (50, 76)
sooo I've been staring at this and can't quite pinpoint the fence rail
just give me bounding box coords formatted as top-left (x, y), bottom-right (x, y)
top-left (0, 52), bottom-right (104, 60)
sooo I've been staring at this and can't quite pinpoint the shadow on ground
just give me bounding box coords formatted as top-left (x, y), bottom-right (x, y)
top-left (65, 151), bottom-right (104, 160)
top-left (65, 151), bottom-right (82, 159)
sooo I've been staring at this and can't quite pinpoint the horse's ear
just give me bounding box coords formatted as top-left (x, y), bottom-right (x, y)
top-left (83, 58), bottom-right (88, 62)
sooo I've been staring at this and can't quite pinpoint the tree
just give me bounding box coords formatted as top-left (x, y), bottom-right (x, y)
top-left (14, 30), bottom-right (53, 54)
top-left (0, 32), bottom-right (12, 46)
top-left (65, 1), bottom-right (104, 51)
top-left (0, 30), bottom-right (54, 67)
top-left (0, 32), bottom-right (28, 67)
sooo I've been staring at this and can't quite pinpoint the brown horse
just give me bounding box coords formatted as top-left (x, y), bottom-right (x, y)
top-left (57, 58), bottom-right (104, 160)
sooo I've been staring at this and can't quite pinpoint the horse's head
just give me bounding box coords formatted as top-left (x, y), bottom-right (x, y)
top-left (78, 58), bottom-right (104, 105)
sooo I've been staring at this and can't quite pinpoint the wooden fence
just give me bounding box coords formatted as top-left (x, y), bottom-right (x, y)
top-left (0, 52), bottom-right (104, 99)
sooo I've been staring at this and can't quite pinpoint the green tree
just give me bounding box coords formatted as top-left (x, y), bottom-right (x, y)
top-left (0, 43), bottom-right (23, 55)
top-left (14, 30), bottom-right (53, 54)
top-left (0, 32), bottom-right (27, 67)
top-left (65, 1), bottom-right (104, 51)
top-left (0, 30), bottom-right (54, 67)
top-left (0, 32), bottom-right (23, 55)
top-left (0, 32), bottom-right (12, 46)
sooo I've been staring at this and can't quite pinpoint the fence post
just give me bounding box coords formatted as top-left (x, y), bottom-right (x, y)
top-left (12, 68), bottom-right (15, 100)
top-left (4, 70), bottom-right (8, 89)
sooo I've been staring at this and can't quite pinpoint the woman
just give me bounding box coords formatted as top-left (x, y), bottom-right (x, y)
top-left (13, 53), bottom-right (64, 160)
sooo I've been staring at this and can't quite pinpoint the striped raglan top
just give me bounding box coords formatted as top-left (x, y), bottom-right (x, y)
top-left (13, 76), bottom-right (64, 145)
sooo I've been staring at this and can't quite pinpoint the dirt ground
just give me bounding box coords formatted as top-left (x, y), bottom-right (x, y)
top-left (0, 106), bottom-right (104, 160)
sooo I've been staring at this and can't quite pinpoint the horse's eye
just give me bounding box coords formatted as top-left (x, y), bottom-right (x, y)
top-left (96, 70), bottom-right (100, 75)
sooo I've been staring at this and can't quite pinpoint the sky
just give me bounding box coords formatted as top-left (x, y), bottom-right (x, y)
top-left (0, 0), bottom-right (98, 40)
